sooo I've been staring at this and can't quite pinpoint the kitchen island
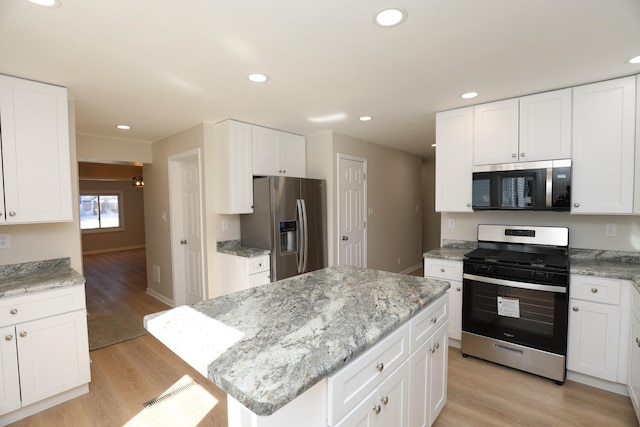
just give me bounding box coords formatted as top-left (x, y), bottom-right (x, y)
top-left (145, 265), bottom-right (450, 427)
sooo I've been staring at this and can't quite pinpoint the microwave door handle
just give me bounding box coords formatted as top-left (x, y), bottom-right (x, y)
top-left (546, 167), bottom-right (553, 208)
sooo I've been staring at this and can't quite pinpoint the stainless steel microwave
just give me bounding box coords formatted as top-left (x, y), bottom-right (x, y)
top-left (472, 159), bottom-right (571, 211)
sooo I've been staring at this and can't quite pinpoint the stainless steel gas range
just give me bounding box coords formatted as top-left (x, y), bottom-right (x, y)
top-left (461, 224), bottom-right (570, 384)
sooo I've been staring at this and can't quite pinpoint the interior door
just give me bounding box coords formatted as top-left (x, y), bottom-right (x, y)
top-left (338, 155), bottom-right (366, 267)
top-left (181, 158), bottom-right (205, 304)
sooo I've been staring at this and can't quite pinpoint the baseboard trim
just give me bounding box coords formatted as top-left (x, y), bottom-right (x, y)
top-left (400, 263), bottom-right (423, 275)
top-left (146, 288), bottom-right (174, 307)
top-left (82, 245), bottom-right (146, 255)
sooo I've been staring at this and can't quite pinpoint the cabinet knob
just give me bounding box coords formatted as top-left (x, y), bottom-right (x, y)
top-left (380, 396), bottom-right (389, 405)
top-left (375, 362), bottom-right (384, 372)
top-left (19, 331), bottom-right (27, 338)
top-left (440, 268), bottom-right (445, 273)
top-left (573, 203), bottom-right (580, 208)
top-left (431, 317), bottom-right (437, 324)
top-left (466, 203), bottom-right (471, 207)
top-left (512, 153), bottom-right (516, 158)
top-left (372, 405), bottom-right (381, 414)
top-left (4, 335), bottom-right (13, 341)
top-left (520, 153), bottom-right (525, 157)
top-left (456, 287), bottom-right (461, 292)
top-left (0, 211), bottom-right (3, 217)
top-left (10, 309), bottom-right (17, 315)
top-left (572, 306), bottom-right (579, 312)
top-left (636, 337), bottom-right (640, 347)
top-left (591, 288), bottom-right (598, 293)
top-left (9, 212), bottom-right (16, 217)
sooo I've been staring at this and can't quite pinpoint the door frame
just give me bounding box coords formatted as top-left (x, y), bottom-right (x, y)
top-left (336, 153), bottom-right (367, 267)
top-left (168, 148), bottom-right (206, 306)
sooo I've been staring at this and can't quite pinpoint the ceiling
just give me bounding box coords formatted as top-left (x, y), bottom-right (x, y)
top-left (1, 0), bottom-right (639, 160)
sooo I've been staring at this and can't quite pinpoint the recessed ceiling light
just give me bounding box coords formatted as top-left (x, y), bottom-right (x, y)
top-left (248, 73), bottom-right (269, 83)
top-left (27, 0), bottom-right (60, 7)
top-left (628, 55), bottom-right (640, 64)
top-left (374, 8), bottom-right (407, 27)
top-left (116, 124), bottom-right (131, 130)
top-left (461, 92), bottom-right (478, 99)
top-left (359, 116), bottom-right (373, 121)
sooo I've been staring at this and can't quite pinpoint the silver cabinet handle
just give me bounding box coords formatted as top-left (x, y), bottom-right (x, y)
top-left (512, 153), bottom-right (516, 158)
top-left (436, 342), bottom-right (440, 349)
top-left (466, 203), bottom-right (471, 207)
top-left (431, 317), bottom-right (437, 324)
top-left (572, 306), bottom-right (579, 312)
top-left (19, 331), bottom-right (27, 338)
top-left (440, 268), bottom-right (445, 272)
top-left (574, 203), bottom-right (580, 208)
top-left (9, 212), bottom-right (16, 217)
top-left (456, 287), bottom-right (461, 292)
top-left (591, 288), bottom-right (598, 293)
top-left (636, 337), bottom-right (640, 347)
top-left (381, 396), bottom-right (389, 405)
top-left (520, 153), bottom-right (525, 157)
top-left (10, 309), bottom-right (17, 315)
top-left (375, 362), bottom-right (384, 372)
top-left (5, 335), bottom-right (13, 341)
top-left (373, 405), bottom-right (381, 414)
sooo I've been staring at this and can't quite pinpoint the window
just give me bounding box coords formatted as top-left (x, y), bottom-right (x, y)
top-left (79, 193), bottom-right (124, 232)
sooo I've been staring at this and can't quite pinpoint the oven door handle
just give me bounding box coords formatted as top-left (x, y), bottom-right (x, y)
top-left (463, 273), bottom-right (567, 294)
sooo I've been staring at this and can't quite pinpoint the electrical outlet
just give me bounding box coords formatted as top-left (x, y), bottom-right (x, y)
top-left (448, 219), bottom-right (456, 229)
top-left (605, 223), bottom-right (617, 237)
top-left (0, 234), bottom-right (10, 249)
top-left (222, 220), bottom-right (229, 231)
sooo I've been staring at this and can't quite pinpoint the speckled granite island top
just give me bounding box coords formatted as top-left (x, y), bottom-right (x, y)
top-left (217, 240), bottom-right (270, 258)
top-left (0, 258), bottom-right (85, 298)
top-left (144, 265), bottom-right (450, 416)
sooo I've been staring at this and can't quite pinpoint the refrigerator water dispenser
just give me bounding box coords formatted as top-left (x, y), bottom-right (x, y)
top-left (280, 221), bottom-right (297, 254)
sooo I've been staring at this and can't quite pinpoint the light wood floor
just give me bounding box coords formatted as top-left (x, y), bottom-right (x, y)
top-left (9, 253), bottom-right (638, 426)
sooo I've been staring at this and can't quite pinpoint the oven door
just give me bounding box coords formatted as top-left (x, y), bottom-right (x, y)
top-left (462, 273), bottom-right (568, 355)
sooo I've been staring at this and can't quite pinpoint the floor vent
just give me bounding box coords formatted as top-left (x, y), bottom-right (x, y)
top-left (143, 379), bottom-right (199, 407)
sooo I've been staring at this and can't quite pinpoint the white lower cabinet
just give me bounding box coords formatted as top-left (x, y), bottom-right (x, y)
top-left (328, 295), bottom-right (448, 427)
top-left (567, 275), bottom-right (628, 386)
top-left (218, 253), bottom-right (271, 296)
top-left (0, 286), bottom-right (90, 423)
top-left (424, 258), bottom-right (463, 344)
top-left (627, 285), bottom-right (640, 422)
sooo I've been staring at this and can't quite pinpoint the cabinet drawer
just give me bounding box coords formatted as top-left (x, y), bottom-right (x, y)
top-left (424, 258), bottom-right (462, 281)
top-left (247, 255), bottom-right (270, 275)
top-left (0, 286), bottom-right (86, 327)
top-left (570, 275), bottom-right (621, 305)
top-left (328, 322), bottom-right (410, 425)
top-left (410, 294), bottom-right (448, 353)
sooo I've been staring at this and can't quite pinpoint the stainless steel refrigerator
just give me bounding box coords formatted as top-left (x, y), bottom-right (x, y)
top-left (240, 176), bottom-right (327, 281)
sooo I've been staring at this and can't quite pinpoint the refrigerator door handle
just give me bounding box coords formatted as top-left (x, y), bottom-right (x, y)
top-left (301, 199), bottom-right (309, 273)
top-left (296, 199), bottom-right (304, 273)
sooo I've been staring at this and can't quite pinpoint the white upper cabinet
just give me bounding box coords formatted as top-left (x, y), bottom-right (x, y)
top-left (473, 98), bottom-right (519, 165)
top-left (252, 125), bottom-right (306, 177)
top-left (519, 88), bottom-right (572, 161)
top-left (571, 76), bottom-right (636, 214)
top-left (214, 120), bottom-right (254, 214)
top-left (435, 107), bottom-right (473, 212)
top-left (0, 74), bottom-right (72, 224)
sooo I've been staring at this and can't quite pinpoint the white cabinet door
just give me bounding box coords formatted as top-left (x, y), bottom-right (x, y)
top-left (435, 107), bottom-right (473, 212)
top-left (0, 325), bottom-right (21, 416)
top-left (428, 324), bottom-right (448, 424)
top-left (0, 75), bottom-right (72, 224)
top-left (567, 298), bottom-right (620, 382)
top-left (247, 270), bottom-right (271, 288)
top-left (629, 309), bottom-right (640, 420)
top-left (16, 310), bottom-right (90, 407)
top-left (519, 88), bottom-right (572, 162)
top-left (473, 99), bottom-right (519, 165)
top-left (571, 76), bottom-right (636, 214)
top-left (446, 283), bottom-right (462, 342)
top-left (280, 132), bottom-right (306, 178)
top-left (214, 120), bottom-right (254, 214)
top-left (252, 126), bottom-right (281, 176)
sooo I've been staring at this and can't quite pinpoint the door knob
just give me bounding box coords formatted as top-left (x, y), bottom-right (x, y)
top-left (180, 240), bottom-right (187, 245)
top-left (342, 236), bottom-right (348, 241)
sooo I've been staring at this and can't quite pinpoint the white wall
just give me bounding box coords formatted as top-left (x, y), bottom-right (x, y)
top-left (76, 134), bottom-right (152, 164)
top-left (0, 101), bottom-right (83, 272)
top-left (421, 159), bottom-right (441, 253)
top-left (441, 211), bottom-right (640, 251)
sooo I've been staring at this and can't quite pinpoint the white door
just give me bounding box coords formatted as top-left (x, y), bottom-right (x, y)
top-left (338, 155), bottom-right (366, 267)
top-left (169, 150), bottom-right (206, 306)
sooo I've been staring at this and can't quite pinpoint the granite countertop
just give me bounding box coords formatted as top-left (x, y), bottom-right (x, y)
top-left (145, 265), bottom-right (450, 416)
top-left (423, 239), bottom-right (477, 261)
top-left (217, 240), bottom-right (270, 258)
top-left (0, 258), bottom-right (86, 298)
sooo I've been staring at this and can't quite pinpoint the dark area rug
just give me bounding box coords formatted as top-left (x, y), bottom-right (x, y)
top-left (88, 312), bottom-right (148, 351)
